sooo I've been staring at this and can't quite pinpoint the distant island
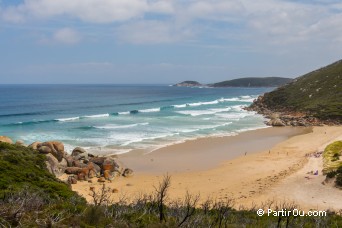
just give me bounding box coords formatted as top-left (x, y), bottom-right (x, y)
top-left (173, 80), bottom-right (204, 87)
top-left (173, 77), bottom-right (293, 88)
top-left (248, 59), bottom-right (342, 126)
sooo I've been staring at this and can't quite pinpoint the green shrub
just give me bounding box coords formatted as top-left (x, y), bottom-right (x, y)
top-left (327, 171), bottom-right (337, 178)
top-left (336, 174), bottom-right (342, 187)
top-left (0, 142), bottom-right (80, 200)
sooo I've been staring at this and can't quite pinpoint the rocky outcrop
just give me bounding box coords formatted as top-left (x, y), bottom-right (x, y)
top-left (71, 147), bottom-right (87, 156)
top-left (45, 153), bottom-right (66, 177)
top-left (39, 141), bottom-right (66, 162)
top-left (267, 118), bottom-right (286, 127)
top-left (68, 175), bottom-right (78, 185)
top-left (15, 140), bottom-right (25, 146)
top-left (65, 167), bottom-right (83, 175)
top-left (28, 141), bottom-right (42, 150)
top-left (246, 95), bottom-right (334, 127)
top-left (8, 138), bottom-right (133, 183)
top-left (0, 136), bottom-right (13, 144)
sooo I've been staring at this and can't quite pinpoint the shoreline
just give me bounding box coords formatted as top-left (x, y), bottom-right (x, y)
top-left (67, 125), bottom-right (342, 211)
top-left (119, 126), bottom-right (310, 174)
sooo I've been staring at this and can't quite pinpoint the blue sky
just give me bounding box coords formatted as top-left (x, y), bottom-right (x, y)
top-left (1, 0), bottom-right (342, 84)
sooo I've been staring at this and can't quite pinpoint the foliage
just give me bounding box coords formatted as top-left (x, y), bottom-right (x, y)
top-left (211, 77), bottom-right (293, 87)
top-left (0, 142), bottom-right (81, 200)
top-left (1, 186), bottom-right (342, 227)
top-left (323, 141), bottom-right (342, 174)
top-left (260, 60), bottom-right (342, 121)
top-left (336, 174), bottom-right (342, 187)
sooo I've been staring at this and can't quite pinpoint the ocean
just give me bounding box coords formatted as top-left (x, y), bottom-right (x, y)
top-left (0, 84), bottom-right (273, 155)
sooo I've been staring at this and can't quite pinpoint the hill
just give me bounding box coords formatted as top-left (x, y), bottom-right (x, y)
top-left (173, 77), bottom-right (292, 88)
top-left (173, 81), bottom-right (203, 87)
top-left (249, 60), bottom-right (342, 124)
top-left (211, 77), bottom-right (293, 87)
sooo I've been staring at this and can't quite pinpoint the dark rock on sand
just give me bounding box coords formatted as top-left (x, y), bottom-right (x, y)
top-left (65, 155), bottom-right (75, 167)
top-left (88, 162), bottom-right (101, 174)
top-left (74, 153), bottom-right (88, 161)
top-left (102, 158), bottom-right (119, 172)
top-left (123, 168), bottom-right (134, 177)
top-left (72, 147), bottom-right (87, 156)
top-left (65, 167), bottom-right (83, 175)
top-left (89, 157), bottom-right (106, 166)
top-left (68, 175), bottom-right (78, 185)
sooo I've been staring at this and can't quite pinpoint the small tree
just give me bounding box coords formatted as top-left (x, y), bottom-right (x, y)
top-left (154, 174), bottom-right (171, 222)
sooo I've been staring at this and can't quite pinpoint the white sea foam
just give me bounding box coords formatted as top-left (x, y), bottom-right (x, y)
top-left (95, 122), bottom-right (149, 129)
top-left (231, 105), bottom-right (246, 111)
top-left (218, 96), bottom-right (256, 103)
top-left (176, 107), bottom-right (230, 116)
top-left (215, 113), bottom-right (252, 120)
top-left (188, 100), bottom-right (219, 106)
top-left (118, 111), bottom-right (130, 115)
top-left (139, 108), bottom-right (160, 113)
top-left (219, 97), bottom-right (240, 102)
top-left (173, 104), bottom-right (187, 108)
top-left (83, 113), bottom-right (110, 118)
top-left (56, 117), bottom-right (80, 122)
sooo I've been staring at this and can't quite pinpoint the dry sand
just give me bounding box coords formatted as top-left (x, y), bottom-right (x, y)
top-left (67, 126), bottom-right (342, 211)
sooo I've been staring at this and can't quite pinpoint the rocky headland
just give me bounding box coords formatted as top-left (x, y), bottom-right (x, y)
top-left (246, 60), bottom-right (342, 127)
top-left (0, 136), bottom-right (133, 186)
top-left (173, 77), bottom-right (292, 88)
top-left (246, 95), bottom-right (339, 127)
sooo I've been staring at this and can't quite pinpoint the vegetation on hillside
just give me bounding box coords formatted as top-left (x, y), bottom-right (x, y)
top-left (211, 77), bottom-right (293, 87)
top-left (258, 60), bottom-right (342, 121)
top-left (324, 141), bottom-right (342, 187)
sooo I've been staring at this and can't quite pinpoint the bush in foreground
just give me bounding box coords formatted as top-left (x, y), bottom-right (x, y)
top-left (1, 176), bottom-right (342, 227)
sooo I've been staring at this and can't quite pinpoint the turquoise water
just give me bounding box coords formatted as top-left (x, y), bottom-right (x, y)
top-left (0, 85), bottom-right (272, 154)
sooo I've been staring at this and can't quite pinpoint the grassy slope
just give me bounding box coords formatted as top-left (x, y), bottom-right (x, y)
top-left (0, 142), bottom-right (78, 199)
top-left (211, 77), bottom-right (293, 87)
top-left (261, 60), bottom-right (342, 120)
top-left (323, 141), bottom-right (342, 174)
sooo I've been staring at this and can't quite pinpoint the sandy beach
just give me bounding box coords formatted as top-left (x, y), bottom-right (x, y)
top-left (68, 126), bottom-right (342, 211)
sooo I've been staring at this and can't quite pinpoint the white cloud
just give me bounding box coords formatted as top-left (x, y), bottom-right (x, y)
top-left (39, 27), bottom-right (81, 45)
top-left (117, 20), bottom-right (194, 44)
top-left (53, 27), bottom-right (81, 44)
top-left (1, 0), bottom-right (342, 47)
top-left (1, 0), bottom-right (152, 23)
top-left (1, 5), bottom-right (26, 23)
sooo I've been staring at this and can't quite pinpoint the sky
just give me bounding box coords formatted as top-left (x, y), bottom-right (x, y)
top-left (1, 0), bottom-right (342, 84)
